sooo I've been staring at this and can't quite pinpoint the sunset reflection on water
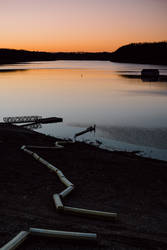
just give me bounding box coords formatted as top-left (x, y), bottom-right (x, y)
top-left (0, 61), bottom-right (167, 160)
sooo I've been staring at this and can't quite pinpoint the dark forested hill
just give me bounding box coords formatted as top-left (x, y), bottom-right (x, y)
top-left (0, 49), bottom-right (111, 64)
top-left (0, 42), bottom-right (167, 65)
top-left (0, 49), bottom-right (57, 64)
top-left (110, 42), bottom-right (167, 65)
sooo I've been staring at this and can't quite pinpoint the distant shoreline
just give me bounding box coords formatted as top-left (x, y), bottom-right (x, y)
top-left (0, 42), bottom-right (167, 66)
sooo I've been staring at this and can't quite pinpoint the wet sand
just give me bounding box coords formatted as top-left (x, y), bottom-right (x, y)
top-left (0, 124), bottom-right (167, 249)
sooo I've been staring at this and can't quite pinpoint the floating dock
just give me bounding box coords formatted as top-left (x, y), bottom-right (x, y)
top-left (2, 116), bottom-right (63, 127)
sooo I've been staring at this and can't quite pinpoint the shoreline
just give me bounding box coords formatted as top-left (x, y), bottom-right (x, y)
top-left (0, 58), bottom-right (167, 66)
top-left (1, 41), bottom-right (167, 66)
top-left (1, 124), bottom-right (167, 249)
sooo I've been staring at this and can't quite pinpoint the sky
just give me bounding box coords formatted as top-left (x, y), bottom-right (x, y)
top-left (0, 0), bottom-right (167, 52)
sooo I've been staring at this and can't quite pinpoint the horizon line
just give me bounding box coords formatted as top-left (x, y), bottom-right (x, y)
top-left (0, 48), bottom-right (114, 53)
top-left (0, 41), bottom-right (166, 54)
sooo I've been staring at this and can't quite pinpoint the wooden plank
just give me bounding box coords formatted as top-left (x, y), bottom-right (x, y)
top-left (74, 125), bottom-right (96, 139)
top-left (38, 117), bottom-right (63, 124)
top-left (1, 231), bottom-right (29, 250)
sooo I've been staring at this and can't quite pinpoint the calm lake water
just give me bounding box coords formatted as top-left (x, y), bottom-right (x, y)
top-left (1, 60), bottom-right (167, 160)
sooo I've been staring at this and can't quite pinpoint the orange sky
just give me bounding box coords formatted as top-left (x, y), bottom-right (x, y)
top-left (0, 0), bottom-right (167, 52)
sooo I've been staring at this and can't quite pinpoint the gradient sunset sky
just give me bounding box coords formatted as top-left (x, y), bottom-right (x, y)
top-left (0, 0), bottom-right (167, 52)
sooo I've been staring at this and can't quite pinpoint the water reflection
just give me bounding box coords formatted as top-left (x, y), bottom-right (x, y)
top-left (119, 73), bottom-right (167, 82)
top-left (0, 61), bottom-right (167, 160)
top-left (0, 69), bottom-right (28, 73)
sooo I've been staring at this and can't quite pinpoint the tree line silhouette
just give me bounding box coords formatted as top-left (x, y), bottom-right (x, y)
top-left (111, 42), bottom-right (167, 65)
top-left (0, 42), bottom-right (166, 65)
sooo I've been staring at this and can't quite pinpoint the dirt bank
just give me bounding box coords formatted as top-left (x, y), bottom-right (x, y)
top-left (0, 124), bottom-right (167, 249)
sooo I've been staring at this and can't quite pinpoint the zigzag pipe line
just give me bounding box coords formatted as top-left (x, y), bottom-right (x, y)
top-left (21, 143), bottom-right (117, 219)
top-left (63, 206), bottom-right (117, 219)
top-left (1, 229), bottom-right (97, 250)
top-left (0, 140), bottom-right (118, 249)
top-left (1, 231), bottom-right (29, 250)
top-left (60, 186), bottom-right (74, 198)
top-left (25, 145), bottom-right (63, 149)
top-left (29, 227), bottom-right (97, 240)
top-left (53, 194), bottom-right (64, 210)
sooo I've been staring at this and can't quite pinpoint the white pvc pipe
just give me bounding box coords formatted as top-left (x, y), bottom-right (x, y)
top-left (59, 186), bottom-right (74, 198)
top-left (63, 206), bottom-right (117, 219)
top-left (56, 170), bottom-right (64, 178)
top-left (38, 157), bottom-right (51, 166)
top-left (23, 148), bottom-right (33, 155)
top-left (1, 231), bottom-right (29, 250)
top-left (32, 153), bottom-right (40, 160)
top-left (27, 145), bottom-right (63, 149)
top-left (22, 147), bottom-right (59, 173)
top-left (55, 141), bottom-right (74, 145)
top-left (21, 145), bottom-right (118, 223)
top-left (54, 142), bottom-right (64, 148)
top-left (37, 158), bottom-right (58, 173)
top-left (58, 176), bottom-right (73, 187)
top-left (29, 228), bottom-right (97, 241)
top-left (47, 163), bottom-right (58, 172)
top-left (55, 145), bottom-right (64, 149)
top-left (53, 194), bottom-right (64, 210)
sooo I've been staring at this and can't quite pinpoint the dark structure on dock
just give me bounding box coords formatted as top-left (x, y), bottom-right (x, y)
top-left (141, 69), bottom-right (159, 81)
